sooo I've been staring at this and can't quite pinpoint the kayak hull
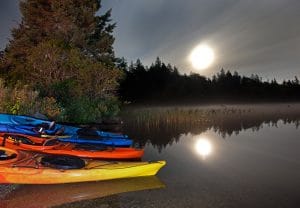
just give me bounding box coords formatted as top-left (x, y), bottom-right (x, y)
top-left (0, 161), bottom-right (166, 184)
top-left (0, 124), bottom-right (133, 147)
top-left (0, 147), bottom-right (166, 184)
top-left (0, 134), bottom-right (143, 159)
top-left (0, 113), bottom-right (129, 139)
top-left (58, 136), bottom-right (133, 147)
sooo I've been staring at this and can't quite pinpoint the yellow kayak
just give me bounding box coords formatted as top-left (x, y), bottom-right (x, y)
top-left (0, 147), bottom-right (166, 184)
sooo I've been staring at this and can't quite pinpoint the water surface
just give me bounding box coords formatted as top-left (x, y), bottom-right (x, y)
top-left (3, 104), bottom-right (300, 208)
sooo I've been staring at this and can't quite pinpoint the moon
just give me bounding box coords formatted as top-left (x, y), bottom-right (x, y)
top-left (195, 138), bottom-right (212, 157)
top-left (189, 44), bottom-right (215, 70)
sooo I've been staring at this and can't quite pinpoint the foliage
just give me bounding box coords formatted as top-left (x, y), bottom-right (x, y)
top-left (63, 96), bottom-right (120, 123)
top-left (39, 97), bottom-right (64, 119)
top-left (26, 40), bottom-right (122, 100)
top-left (0, 79), bottom-right (62, 119)
top-left (0, 0), bottom-right (122, 122)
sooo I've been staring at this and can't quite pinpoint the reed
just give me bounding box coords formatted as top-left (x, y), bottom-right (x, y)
top-left (121, 103), bottom-right (300, 144)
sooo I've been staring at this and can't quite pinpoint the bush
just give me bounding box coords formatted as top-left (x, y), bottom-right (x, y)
top-left (0, 78), bottom-right (121, 123)
top-left (0, 79), bottom-right (63, 119)
top-left (63, 96), bottom-right (120, 123)
top-left (39, 97), bottom-right (64, 120)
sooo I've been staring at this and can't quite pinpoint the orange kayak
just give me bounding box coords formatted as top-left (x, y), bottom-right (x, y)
top-left (0, 147), bottom-right (166, 184)
top-left (0, 134), bottom-right (144, 160)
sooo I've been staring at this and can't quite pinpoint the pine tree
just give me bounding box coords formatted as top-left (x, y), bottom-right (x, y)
top-left (0, 0), bottom-right (122, 122)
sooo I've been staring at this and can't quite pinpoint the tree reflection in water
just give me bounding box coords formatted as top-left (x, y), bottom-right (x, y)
top-left (121, 104), bottom-right (300, 152)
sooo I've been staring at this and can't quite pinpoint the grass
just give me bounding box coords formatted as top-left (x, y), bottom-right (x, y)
top-left (120, 103), bottom-right (300, 146)
top-left (122, 103), bottom-right (300, 126)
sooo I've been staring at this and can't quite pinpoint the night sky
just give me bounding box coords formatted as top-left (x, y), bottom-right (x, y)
top-left (1, 0), bottom-right (300, 81)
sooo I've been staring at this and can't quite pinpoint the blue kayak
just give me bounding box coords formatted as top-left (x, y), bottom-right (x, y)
top-left (0, 124), bottom-right (133, 147)
top-left (0, 124), bottom-right (42, 136)
top-left (0, 113), bottom-right (128, 138)
top-left (0, 114), bottom-right (133, 147)
top-left (58, 136), bottom-right (133, 146)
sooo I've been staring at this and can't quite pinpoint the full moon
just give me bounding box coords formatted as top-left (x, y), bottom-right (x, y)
top-left (189, 44), bottom-right (215, 70)
top-left (195, 138), bottom-right (212, 157)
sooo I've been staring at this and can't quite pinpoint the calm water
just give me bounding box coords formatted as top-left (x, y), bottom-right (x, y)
top-left (2, 105), bottom-right (300, 208)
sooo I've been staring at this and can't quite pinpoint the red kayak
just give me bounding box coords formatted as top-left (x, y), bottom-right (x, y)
top-left (0, 134), bottom-right (143, 160)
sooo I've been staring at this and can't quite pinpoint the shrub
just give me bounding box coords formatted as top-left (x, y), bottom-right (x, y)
top-left (63, 96), bottom-right (120, 123)
top-left (0, 79), bottom-right (63, 119)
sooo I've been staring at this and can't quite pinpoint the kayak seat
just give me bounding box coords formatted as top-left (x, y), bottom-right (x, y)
top-left (77, 128), bottom-right (99, 137)
top-left (3, 134), bottom-right (35, 145)
top-left (41, 155), bottom-right (85, 169)
top-left (0, 150), bottom-right (17, 160)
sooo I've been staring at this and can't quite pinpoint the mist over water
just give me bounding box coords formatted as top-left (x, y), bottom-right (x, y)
top-left (118, 104), bottom-right (300, 208)
top-left (122, 104), bottom-right (300, 148)
top-left (2, 104), bottom-right (300, 208)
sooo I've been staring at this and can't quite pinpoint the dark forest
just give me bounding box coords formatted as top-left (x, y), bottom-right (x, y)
top-left (119, 57), bottom-right (300, 104)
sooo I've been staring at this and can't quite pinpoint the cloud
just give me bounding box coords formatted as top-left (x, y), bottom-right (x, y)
top-left (1, 0), bottom-right (299, 81)
top-left (102, 0), bottom-right (300, 80)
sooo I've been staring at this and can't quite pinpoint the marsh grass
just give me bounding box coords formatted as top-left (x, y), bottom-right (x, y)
top-left (123, 104), bottom-right (300, 126)
top-left (121, 104), bottom-right (300, 148)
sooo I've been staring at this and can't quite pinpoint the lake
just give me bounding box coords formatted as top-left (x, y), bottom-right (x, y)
top-left (2, 104), bottom-right (300, 208)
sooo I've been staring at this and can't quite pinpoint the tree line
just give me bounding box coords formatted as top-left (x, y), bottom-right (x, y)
top-left (119, 57), bottom-right (300, 103)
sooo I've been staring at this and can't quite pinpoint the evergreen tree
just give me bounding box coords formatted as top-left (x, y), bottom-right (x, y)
top-left (0, 0), bottom-right (122, 122)
top-left (118, 58), bottom-right (300, 103)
